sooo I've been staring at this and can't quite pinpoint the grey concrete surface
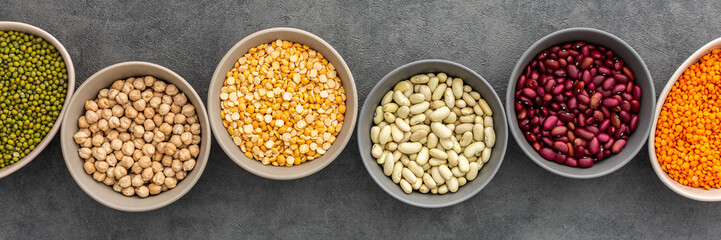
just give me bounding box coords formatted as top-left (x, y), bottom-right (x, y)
top-left (1, 0), bottom-right (720, 239)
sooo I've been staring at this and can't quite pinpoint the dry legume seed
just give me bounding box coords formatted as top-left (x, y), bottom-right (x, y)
top-left (220, 40), bottom-right (346, 166)
top-left (370, 72), bottom-right (495, 195)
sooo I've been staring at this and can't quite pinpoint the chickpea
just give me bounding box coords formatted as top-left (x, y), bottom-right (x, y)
top-left (143, 107), bottom-right (155, 119)
top-left (191, 135), bottom-right (201, 145)
top-left (181, 104), bottom-right (195, 117)
top-left (165, 84), bottom-right (179, 96)
top-left (144, 76), bottom-right (156, 87)
top-left (141, 167), bottom-right (154, 181)
top-left (78, 116), bottom-right (90, 128)
top-left (88, 122), bottom-right (100, 133)
top-left (73, 131), bottom-right (89, 144)
top-left (148, 183), bottom-right (162, 195)
top-left (189, 145), bottom-right (200, 158)
top-left (186, 116), bottom-right (197, 124)
top-left (178, 148), bottom-right (191, 161)
top-left (113, 151), bottom-right (124, 161)
top-left (164, 142), bottom-right (177, 155)
top-left (149, 97), bottom-right (162, 110)
top-left (164, 112), bottom-right (175, 124)
top-left (97, 119), bottom-right (109, 132)
top-left (83, 161), bottom-right (96, 174)
top-left (106, 167), bottom-right (116, 179)
top-left (131, 162), bottom-right (143, 174)
top-left (106, 154), bottom-right (118, 167)
top-left (128, 89), bottom-right (142, 101)
top-left (111, 105), bottom-right (124, 118)
top-left (119, 132), bottom-right (131, 142)
top-left (101, 109), bottom-right (113, 120)
top-left (152, 151), bottom-right (163, 162)
top-left (111, 80), bottom-right (125, 90)
top-left (133, 78), bottom-right (146, 90)
top-left (173, 93), bottom-right (187, 106)
top-left (172, 124), bottom-right (184, 135)
top-left (133, 99), bottom-right (146, 111)
top-left (171, 160), bottom-right (183, 172)
top-left (152, 172), bottom-right (165, 185)
top-left (118, 175), bottom-right (132, 188)
top-left (113, 182), bottom-right (122, 192)
top-left (173, 110), bottom-right (185, 123)
top-left (121, 141), bottom-right (135, 156)
top-left (91, 134), bottom-right (104, 147)
top-left (141, 89), bottom-right (154, 102)
top-left (95, 161), bottom-right (109, 173)
top-left (163, 167), bottom-right (175, 178)
top-left (119, 117), bottom-right (132, 130)
top-left (142, 144), bottom-right (155, 155)
top-left (97, 98), bottom-right (111, 109)
top-left (153, 131), bottom-right (166, 143)
top-left (121, 187), bottom-right (135, 197)
top-left (131, 174), bottom-right (144, 187)
top-left (85, 110), bottom-right (99, 124)
top-left (164, 177), bottom-right (178, 189)
top-left (93, 172), bottom-right (106, 182)
top-left (92, 147), bottom-right (107, 160)
top-left (159, 123), bottom-right (173, 135)
top-left (132, 149), bottom-right (144, 161)
top-left (98, 89), bottom-right (109, 98)
top-left (82, 138), bottom-right (93, 148)
top-left (115, 92), bottom-right (129, 105)
top-left (85, 100), bottom-right (99, 111)
top-left (106, 130), bottom-right (119, 141)
top-left (161, 185), bottom-right (168, 192)
top-left (85, 157), bottom-right (95, 164)
top-left (153, 81), bottom-right (167, 93)
top-left (175, 171), bottom-right (187, 180)
top-left (120, 156), bottom-right (134, 169)
top-left (162, 155), bottom-right (173, 167)
top-left (101, 142), bottom-right (112, 154)
top-left (151, 161), bottom-right (164, 173)
top-left (131, 125), bottom-right (145, 138)
top-left (125, 106), bottom-right (138, 119)
top-left (143, 119), bottom-right (156, 131)
top-left (108, 116), bottom-right (120, 129)
top-left (183, 159), bottom-right (196, 171)
top-left (133, 113), bottom-right (146, 124)
top-left (153, 115), bottom-right (163, 128)
top-left (121, 82), bottom-right (134, 94)
top-left (108, 89), bottom-right (119, 99)
top-left (110, 139), bottom-right (122, 151)
top-left (158, 103), bottom-right (171, 115)
top-left (180, 132), bottom-right (193, 146)
top-left (169, 135), bottom-right (183, 147)
top-left (143, 131), bottom-right (154, 143)
top-left (103, 176), bottom-right (116, 186)
top-left (136, 185), bottom-right (150, 198)
top-left (189, 123), bottom-right (201, 135)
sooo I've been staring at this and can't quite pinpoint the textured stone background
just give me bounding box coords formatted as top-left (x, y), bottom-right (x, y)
top-left (2, 0), bottom-right (721, 239)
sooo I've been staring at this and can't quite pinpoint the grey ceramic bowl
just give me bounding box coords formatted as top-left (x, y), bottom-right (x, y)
top-left (208, 27), bottom-right (357, 180)
top-left (61, 62), bottom-right (211, 212)
top-left (506, 27), bottom-right (655, 179)
top-left (0, 21), bottom-right (75, 179)
top-left (358, 59), bottom-right (508, 208)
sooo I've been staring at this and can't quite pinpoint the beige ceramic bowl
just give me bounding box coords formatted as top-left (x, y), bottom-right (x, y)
top-left (0, 21), bottom-right (75, 179)
top-left (208, 27), bottom-right (357, 180)
top-left (61, 62), bottom-right (210, 212)
top-left (649, 37), bottom-right (721, 201)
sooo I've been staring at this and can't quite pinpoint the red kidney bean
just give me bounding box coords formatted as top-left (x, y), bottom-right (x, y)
top-left (574, 128), bottom-right (594, 141)
top-left (540, 148), bottom-right (556, 161)
top-left (622, 66), bottom-right (635, 81)
top-left (565, 157), bottom-right (579, 167)
top-left (578, 157), bottom-right (593, 168)
top-left (588, 137), bottom-right (600, 155)
top-left (629, 115), bottom-right (639, 131)
top-left (612, 139), bottom-right (626, 153)
top-left (516, 41), bottom-right (640, 168)
top-left (602, 98), bottom-right (619, 108)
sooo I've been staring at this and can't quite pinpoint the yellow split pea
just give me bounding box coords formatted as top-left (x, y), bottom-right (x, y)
top-left (220, 40), bottom-right (346, 166)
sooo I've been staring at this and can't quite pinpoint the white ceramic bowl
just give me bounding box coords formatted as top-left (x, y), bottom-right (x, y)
top-left (61, 62), bottom-right (210, 211)
top-left (649, 37), bottom-right (721, 201)
top-left (0, 21), bottom-right (75, 178)
top-left (208, 27), bottom-right (357, 180)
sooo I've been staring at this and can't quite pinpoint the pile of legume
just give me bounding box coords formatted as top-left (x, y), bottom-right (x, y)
top-left (370, 72), bottom-right (495, 194)
top-left (515, 41), bottom-right (640, 168)
top-left (73, 76), bottom-right (201, 197)
top-left (655, 49), bottom-right (721, 190)
top-left (0, 30), bottom-right (68, 168)
top-left (220, 40), bottom-right (346, 166)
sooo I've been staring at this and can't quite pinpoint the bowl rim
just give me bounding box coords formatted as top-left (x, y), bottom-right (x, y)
top-left (648, 37), bottom-right (721, 202)
top-left (0, 21), bottom-right (75, 179)
top-left (207, 27), bottom-right (358, 180)
top-left (61, 61), bottom-right (211, 212)
top-left (505, 27), bottom-right (655, 179)
top-left (357, 59), bottom-right (508, 208)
